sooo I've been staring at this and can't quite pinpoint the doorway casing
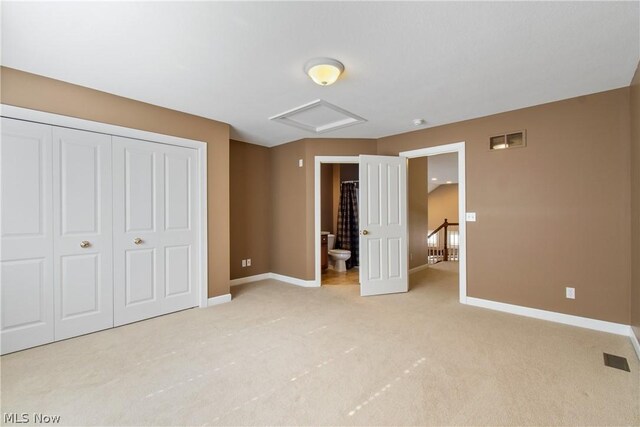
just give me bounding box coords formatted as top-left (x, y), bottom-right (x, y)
top-left (313, 143), bottom-right (466, 303)
top-left (399, 142), bottom-right (467, 304)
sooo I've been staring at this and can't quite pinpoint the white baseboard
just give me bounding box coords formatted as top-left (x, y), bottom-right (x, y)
top-left (409, 263), bottom-right (430, 274)
top-left (466, 297), bottom-right (630, 336)
top-left (270, 273), bottom-right (319, 287)
top-left (230, 273), bottom-right (271, 287)
top-left (207, 293), bottom-right (232, 307)
top-left (629, 328), bottom-right (640, 361)
top-left (229, 272), bottom-right (318, 288)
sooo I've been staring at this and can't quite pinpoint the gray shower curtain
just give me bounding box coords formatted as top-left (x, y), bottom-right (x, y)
top-left (335, 181), bottom-right (359, 269)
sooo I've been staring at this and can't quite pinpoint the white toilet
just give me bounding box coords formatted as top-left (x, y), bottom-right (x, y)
top-left (327, 234), bottom-right (351, 272)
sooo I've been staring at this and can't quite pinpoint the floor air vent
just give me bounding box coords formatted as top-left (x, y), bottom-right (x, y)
top-left (269, 99), bottom-right (366, 134)
top-left (603, 353), bottom-right (630, 372)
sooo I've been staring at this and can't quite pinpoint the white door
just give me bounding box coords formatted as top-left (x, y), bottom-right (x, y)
top-left (359, 155), bottom-right (408, 296)
top-left (112, 136), bottom-right (198, 326)
top-left (52, 127), bottom-right (113, 340)
top-left (1, 118), bottom-right (54, 354)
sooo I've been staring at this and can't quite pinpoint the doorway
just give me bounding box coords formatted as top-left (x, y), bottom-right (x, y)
top-left (400, 142), bottom-right (467, 304)
top-left (315, 156), bottom-right (360, 286)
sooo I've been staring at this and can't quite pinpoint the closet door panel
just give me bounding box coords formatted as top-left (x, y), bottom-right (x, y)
top-left (60, 254), bottom-right (100, 318)
top-left (160, 145), bottom-right (198, 312)
top-left (164, 154), bottom-right (190, 231)
top-left (113, 137), bottom-right (198, 326)
top-left (126, 149), bottom-right (156, 232)
top-left (0, 118), bottom-right (54, 354)
top-left (113, 137), bottom-right (164, 325)
top-left (53, 127), bottom-right (113, 340)
top-left (125, 248), bottom-right (156, 305)
top-left (60, 142), bottom-right (99, 234)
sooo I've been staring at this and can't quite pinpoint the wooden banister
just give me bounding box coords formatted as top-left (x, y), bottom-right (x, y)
top-left (427, 218), bottom-right (459, 239)
top-left (428, 218), bottom-right (460, 262)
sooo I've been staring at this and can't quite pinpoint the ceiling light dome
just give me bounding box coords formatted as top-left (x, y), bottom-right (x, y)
top-left (304, 58), bottom-right (344, 86)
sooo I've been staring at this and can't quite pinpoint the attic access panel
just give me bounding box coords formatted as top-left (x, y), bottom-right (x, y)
top-left (269, 99), bottom-right (367, 134)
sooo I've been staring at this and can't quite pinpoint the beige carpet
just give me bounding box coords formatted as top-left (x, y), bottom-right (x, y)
top-left (1, 263), bottom-right (639, 426)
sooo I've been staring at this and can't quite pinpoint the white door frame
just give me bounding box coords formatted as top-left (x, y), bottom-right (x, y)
top-left (314, 156), bottom-right (359, 286)
top-left (399, 142), bottom-right (467, 304)
top-left (1, 104), bottom-right (209, 308)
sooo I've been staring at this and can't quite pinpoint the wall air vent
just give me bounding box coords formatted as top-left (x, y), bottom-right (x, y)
top-left (269, 99), bottom-right (366, 134)
top-left (490, 130), bottom-right (526, 150)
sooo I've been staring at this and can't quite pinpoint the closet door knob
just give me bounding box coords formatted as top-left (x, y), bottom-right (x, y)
top-left (362, 230), bottom-right (369, 235)
top-left (133, 237), bottom-right (143, 245)
top-left (80, 240), bottom-right (91, 248)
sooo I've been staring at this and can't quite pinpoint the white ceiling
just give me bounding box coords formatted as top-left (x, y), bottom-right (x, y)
top-left (2, 2), bottom-right (639, 147)
top-left (428, 153), bottom-right (458, 193)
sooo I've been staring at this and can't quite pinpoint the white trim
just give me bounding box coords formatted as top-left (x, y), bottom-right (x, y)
top-left (271, 273), bottom-right (319, 288)
top-left (629, 329), bottom-right (640, 361)
top-left (466, 297), bottom-right (631, 336)
top-left (399, 142), bottom-right (467, 304)
top-left (269, 99), bottom-right (366, 134)
top-left (1, 105), bottom-right (204, 149)
top-left (1, 104), bottom-right (210, 309)
top-left (230, 272), bottom-right (319, 288)
top-left (198, 144), bottom-right (208, 308)
top-left (207, 294), bottom-right (232, 307)
top-left (409, 263), bottom-right (430, 274)
top-left (230, 273), bottom-right (271, 286)
top-left (314, 156), bottom-right (360, 286)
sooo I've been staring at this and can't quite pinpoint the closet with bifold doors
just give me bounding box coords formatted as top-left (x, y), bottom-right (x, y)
top-left (1, 115), bottom-right (202, 355)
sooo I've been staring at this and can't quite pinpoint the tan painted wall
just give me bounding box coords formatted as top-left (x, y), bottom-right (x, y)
top-left (340, 164), bottom-right (359, 181)
top-left (261, 138), bottom-right (377, 281)
top-left (270, 138), bottom-right (374, 280)
top-left (320, 164), bottom-right (334, 233)
top-left (0, 67), bottom-right (231, 298)
top-left (230, 140), bottom-right (270, 279)
top-left (378, 88), bottom-right (631, 324)
top-left (269, 139), bottom-right (307, 278)
top-left (408, 157), bottom-right (429, 269)
top-left (428, 184), bottom-right (459, 231)
top-left (332, 164), bottom-right (340, 235)
top-left (631, 62), bottom-right (640, 341)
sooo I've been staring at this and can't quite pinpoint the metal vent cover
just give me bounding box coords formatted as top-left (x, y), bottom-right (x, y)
top-left (603, 353), bottom-right (630, 372)
top-left (269, 99), bottom-right (366, 134)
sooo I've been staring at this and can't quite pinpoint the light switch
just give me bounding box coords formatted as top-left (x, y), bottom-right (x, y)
top-left (466, 212), bottom-right (477, 222)
top-left (298, 159), bottom-right (303, 167)
top-left (241, 259), bottom-right (247, 267)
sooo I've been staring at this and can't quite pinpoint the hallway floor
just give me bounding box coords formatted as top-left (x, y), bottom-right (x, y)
top-left (1, 263), bottom-right (638, 426)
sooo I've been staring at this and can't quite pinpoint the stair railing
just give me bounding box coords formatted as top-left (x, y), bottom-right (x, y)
top-left (427, 218), bottom-right (459, 264)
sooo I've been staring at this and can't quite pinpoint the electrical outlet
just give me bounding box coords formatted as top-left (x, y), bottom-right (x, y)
top-left (247, 258), bottom-right (251, 267)
top-left (466, 212), bottom-right (477, 222)
top-left (242, 259), bottom-right (247, 267)
top-left (565, 287), bottom-right (575, 299)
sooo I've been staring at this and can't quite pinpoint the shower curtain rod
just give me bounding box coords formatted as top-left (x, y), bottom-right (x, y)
top-left (342, 180), bottom-right (359, 183)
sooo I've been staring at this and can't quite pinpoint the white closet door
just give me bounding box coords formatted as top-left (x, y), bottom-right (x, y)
top-left (52, 127), bottom-right (113, 340)
top-left (1, 118), bottom-right (54, 354)
top-left (112, 136), bottom-right (198, 326)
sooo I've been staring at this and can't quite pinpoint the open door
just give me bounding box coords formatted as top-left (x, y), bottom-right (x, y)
top-left (359, 155), bottom-right (408, 296)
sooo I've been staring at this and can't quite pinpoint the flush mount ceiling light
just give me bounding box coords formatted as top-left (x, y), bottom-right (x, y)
top-left (304, 58), bottom-right (344, 86)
